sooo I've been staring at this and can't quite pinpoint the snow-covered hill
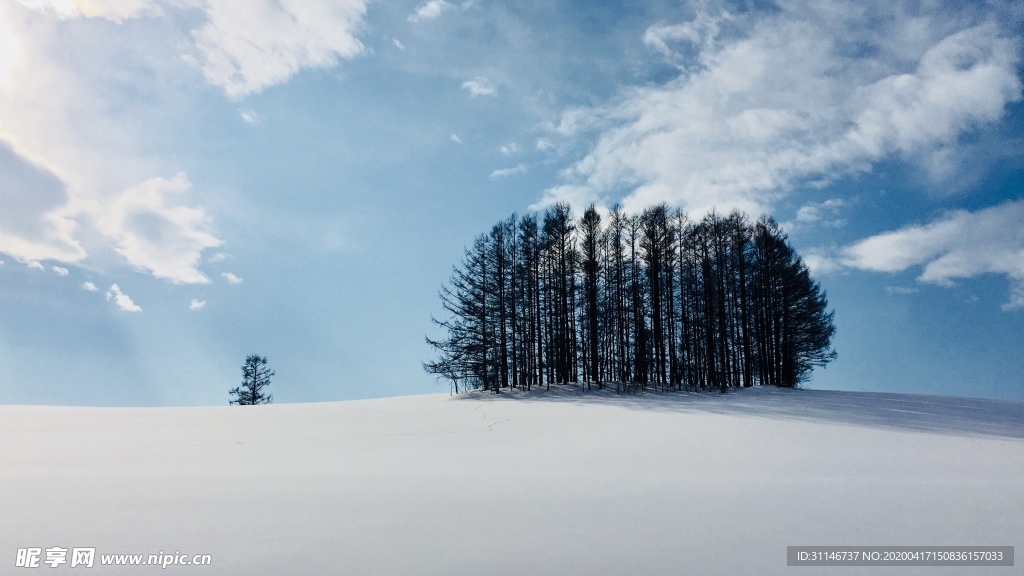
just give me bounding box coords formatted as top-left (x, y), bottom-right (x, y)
top-left (1, 386), bottom-right (1021, 575)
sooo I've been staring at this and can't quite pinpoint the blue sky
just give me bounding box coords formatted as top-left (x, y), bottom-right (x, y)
top-left (0, 0), bottom-right (1021, 406)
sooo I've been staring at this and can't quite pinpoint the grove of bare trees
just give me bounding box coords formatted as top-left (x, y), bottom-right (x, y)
top-left (425, 203), bottom-right (836, 394)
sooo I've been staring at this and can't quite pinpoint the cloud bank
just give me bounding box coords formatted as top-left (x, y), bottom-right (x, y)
top-left (540, 0), bottom-right (1022, 215)
top-left (842, 200), bottom-right (1024, 310)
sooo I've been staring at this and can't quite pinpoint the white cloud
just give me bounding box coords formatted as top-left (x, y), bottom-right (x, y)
top-left (802, 251), bottom-right (842, 276)
top-left (106, 283), bottom-right (141, 312)
top-left (643, 9), bottom-right (731, 59)
top-left (51, 265), bottom-right (68, 276)
top-left (842, 200), bottom-right (1024, 310)
top-left (886, 286), bottom-right (919, 296)
top-left (0, 2), bottom-right (160, 194)
top-left (189, 298), bottom-right (206, 310)
top-left (0, 139), bottom-right (87, 265)
top-left (796, 199), bottom-right (846, 223)
top-left (1, 0), bottom-right (370, 293)
top-left (10, 0), bottom-right (370, 100)
top-left (784, 198), bottom-right (848, 232)
top-left (408, 0), bottom-right (452, 23)
top-left (239, 108), bottom-right (260, 125)
top-left (1, 2), bottom-right (220, 286)
top-left (222, 272), bottom-right (242, 284)
top-left (12, 0), bottom-right (161, 22)
top-left (0, 7), bottom-right (24, 86)
top-left (450, 134), bottom-right (462, 144)
top-left (461, 76), bottom-right (497, 98)
top-left (392, 38), bottom-right (405, 51)
top-left (796, 205), bottom-right (821, 223)
top-left (82, 281), bottom-right (97, 291)
top-left (500, 143), bottom-right (519, 155)
top-left (95, 173), bottom-right (221, 284)
top-left (535, 138), bottom-right (554, 152)
top-left (206, 252), bottom-right (228, 264)
top-left (489, 163), bottom-right (527, 179)
top-left (27, 260), bottom-right (43, 271)
top-left (192, 0), bottom-right (369, 99)
top-left (540, 2), bottom-right (1023, 216)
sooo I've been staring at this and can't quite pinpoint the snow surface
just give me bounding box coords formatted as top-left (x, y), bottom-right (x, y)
top-left (1, 386), bottom-right (1021, 575)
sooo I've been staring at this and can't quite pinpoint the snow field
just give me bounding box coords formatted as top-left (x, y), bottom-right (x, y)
top-left (1, 386), bottom-right (1021, 575)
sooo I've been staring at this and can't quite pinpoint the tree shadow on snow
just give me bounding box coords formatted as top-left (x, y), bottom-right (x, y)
top-left (454, 384), bottom-right (1024, 439)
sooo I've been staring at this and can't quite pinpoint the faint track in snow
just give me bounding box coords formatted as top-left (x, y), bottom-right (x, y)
top-left (473, 402), bottom-right (516, 432)
top-left (0, 403), bottom-right (519, 452)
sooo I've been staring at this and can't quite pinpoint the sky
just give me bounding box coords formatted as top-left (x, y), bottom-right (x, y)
top-left (0, 0), bottom-right (1021, 406)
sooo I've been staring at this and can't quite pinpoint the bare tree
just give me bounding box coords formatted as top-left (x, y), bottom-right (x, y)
top-left (579, 204), bottom-right (602, 389)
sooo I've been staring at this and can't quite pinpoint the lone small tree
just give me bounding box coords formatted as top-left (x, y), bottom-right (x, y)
top-left (230, 354), bottom-right (274, 405)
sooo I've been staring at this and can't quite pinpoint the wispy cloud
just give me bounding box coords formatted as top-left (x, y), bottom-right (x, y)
top-left (27, 261), bottom-right (43, 271)
top-left (95, 173), bottom-right (221, 284)
top-left (51, 265), bottom-right (68, 276)
top-left (500, 143), bottom-right (519, 155)
top-left (192, 0), bottom-right (369, 99)
top-left (450, 134), bottom-right (462, 144)
top-left (796, 199), bottom-right (846, 224)
top-left (408, 0), bottom-right (452, 23)
top-left (489, 163), bottom-right (527, 179)
top-left (461, 76), bottom-right (497, 98)
top-left (886, 286), bottom-right (919, 296)
top-left (784, 198), bottom-right (848, 232)
top-left (643, 10), bottom-right (730, 60)
top-left (189, 298), bottom-right (206, 311)
top-left (538, 2), bottom-right (1023, 215)
top-left (239, 108), bottom-right (260, 125)
top-left (222, 272), bottom-right (243, 284)
top-left (392, 38), bottom-right (405, 50)
top-left (82, 281), bottom-right (97, 292)
top-left (842, 200), bottom-right (1024, 310)
top-left (106, 283), bottom-right (141, 312)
